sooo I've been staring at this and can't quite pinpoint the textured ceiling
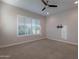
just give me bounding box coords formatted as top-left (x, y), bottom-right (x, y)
top-left (1, 0), bottom-right (78, 16)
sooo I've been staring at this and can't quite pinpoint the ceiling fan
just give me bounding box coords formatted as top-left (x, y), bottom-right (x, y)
top-left (41, 0), bottom-right (58, 11)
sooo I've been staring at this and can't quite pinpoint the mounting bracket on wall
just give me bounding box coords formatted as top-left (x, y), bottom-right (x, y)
top-left (57, 24), bottom-right (63, 29)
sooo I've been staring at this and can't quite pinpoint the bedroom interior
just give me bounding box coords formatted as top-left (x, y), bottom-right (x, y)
top-left (0, 0), bottom-right (78, 59)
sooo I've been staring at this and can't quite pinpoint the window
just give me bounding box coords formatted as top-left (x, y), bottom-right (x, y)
top-left (32, 19), bottom-right (41, 35)
top-left (17, 15), bottom-right (41, 36)
top-left (24, 17), bottom-right (32, 36)
top-left (17, 16), bottom-right (26, 36)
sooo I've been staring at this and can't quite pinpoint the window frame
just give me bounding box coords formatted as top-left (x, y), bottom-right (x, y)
top-left (17, 15), bottom-right (41, 37)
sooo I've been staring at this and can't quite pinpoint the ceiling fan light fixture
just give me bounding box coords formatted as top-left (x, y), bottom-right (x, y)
top-left (74, 1), bottom-right (78, 4)
top-left (46, 12), bottom-right (49, 15)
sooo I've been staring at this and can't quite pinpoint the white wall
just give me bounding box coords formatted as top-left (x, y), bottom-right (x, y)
top-left (46, 7), bottom-right (78, 45)
top-left (0, 2), bottom-right (46, 47)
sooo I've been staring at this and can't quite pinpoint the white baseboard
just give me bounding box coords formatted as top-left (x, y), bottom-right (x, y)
top-left (0, 38), bottom-right (46, 48)
top-left (48, 38), bottom-right (78, 45)
top-left (0, 38), bottom-right (77, 48)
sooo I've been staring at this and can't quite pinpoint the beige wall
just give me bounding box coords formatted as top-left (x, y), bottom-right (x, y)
top-left (0, 2), bottom-right (46, 47)
top-left (46, 7), bottom-right (78, 45)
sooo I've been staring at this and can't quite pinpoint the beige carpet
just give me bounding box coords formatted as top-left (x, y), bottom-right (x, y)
top-left (0, 39), bottom-right (78, 59)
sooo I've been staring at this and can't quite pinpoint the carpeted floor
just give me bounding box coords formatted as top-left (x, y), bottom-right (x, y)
top-left (0, 39), bottom-right (78, 59)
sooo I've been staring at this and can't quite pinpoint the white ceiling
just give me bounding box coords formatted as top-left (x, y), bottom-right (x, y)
top-left (1, 0), bottom-right (78, 16)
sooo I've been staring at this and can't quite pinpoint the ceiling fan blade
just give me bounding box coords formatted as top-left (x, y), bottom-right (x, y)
top-left (48, 5), bottom-right (58, 7)
top-left (42, 7), bottom-right (46, 11)
top-left (41, 0), bottom-right (48, 5)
